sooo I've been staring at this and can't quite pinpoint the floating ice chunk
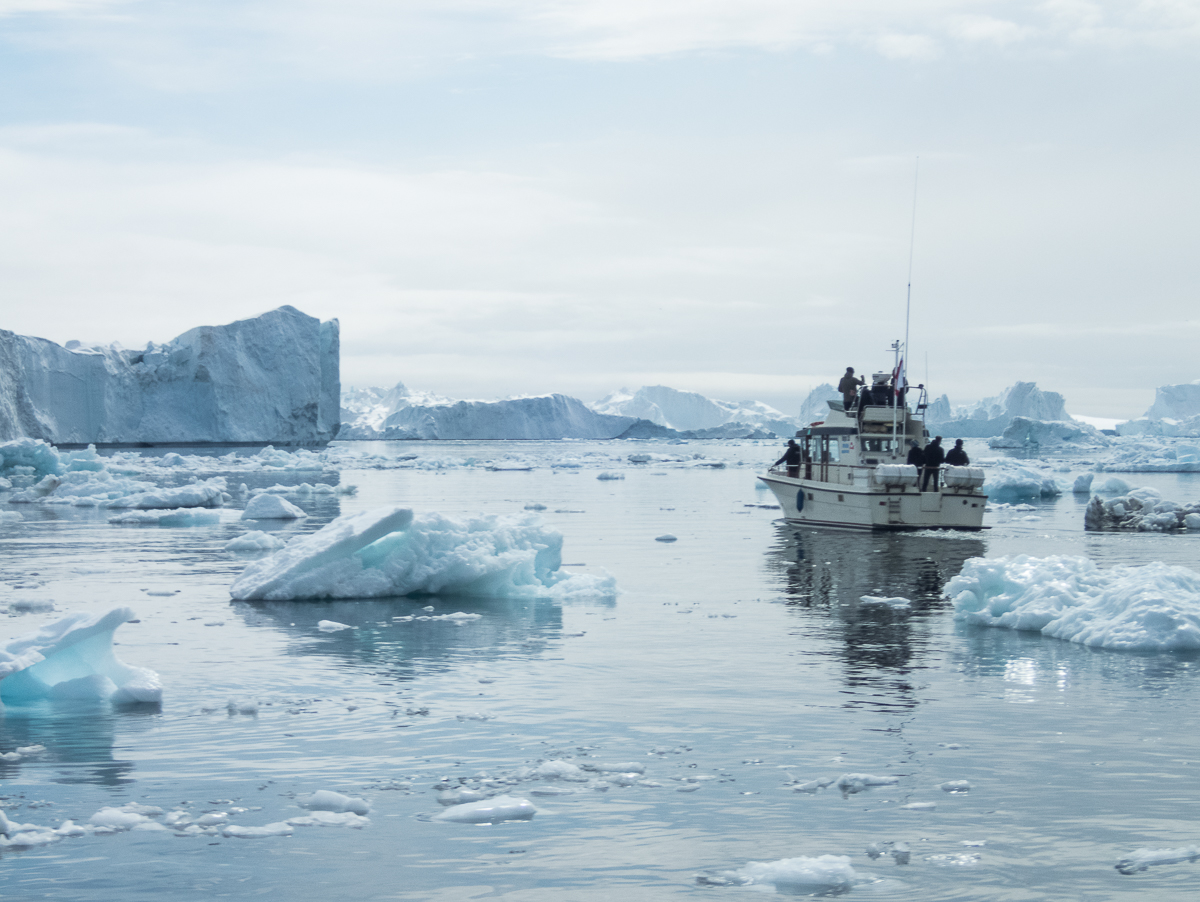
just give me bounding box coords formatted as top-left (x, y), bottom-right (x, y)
top-left (90, 807), bottom-right (153, 830)
top-left (1116, 846), bottom-right (1200, 874)
top-left (241, 494), bottom-right (307, 520)
top-left (195, 812), bottom-right (228, 827)
top-left (698, 855), bottom-right (858, 891)
top-left (524, 503), bottom-right (547, 511)
top-left (582, 761), bottom-right (646, 774)
top-left (287, 811), bottom-right (369, 828)
top-left (222, 822), bottom-right (294, 838)
top-left (984, 468), bottom-right (1062, 502)
top-left (939, 780), bottom-right (972, 792)
top-left (317, 620), bottom-right (353, 632)
top-left (793, 778), bottom-right (835, 793)
top-left (900, 802), bottom-right (936, 810)
top-left (225, 530), bottom-right (287, 552)
top-left (535, 760), bottom-right (588, 781)
top-left (1095, 476), bottom-right (1131, 495)
top-left (836, 773), bottom-right (899, 794)
top-left (596, 472), bottom-right (624, 480)
top-left (1, 828), bottom-right (61, 848)
top-left (0, 438), bottom-right (63, 479)
top-left (433, 795), bottom-right (536, 824)
top-left (0, 608), bottom-right (161, 705)
top-left (948, 554), bottom-right (1200, 650)
top-left (227, 698), bottom-right (259, 715)
top-left (891, 842), bottom-right (911, 864)
top-left (108, 508), bottom-right (222, 526)
top-left (106, 478), bottom-right (227, 510)
top-left (655, 534), bottom-right (677, 543)
top-left (299, 790), bottom-right (371, 816)
top-left (229, 506), bottom-right (616, 601)
top-left (860, 595), bottom-right (912, 609)
top-left (1072, 474), bottom-right (1094, 494)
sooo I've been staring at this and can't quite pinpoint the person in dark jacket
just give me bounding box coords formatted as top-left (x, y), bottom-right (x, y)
top-left (775, 439), bottom-right (801, 478)
top-left (906, 439), bottom-right (925, 470)
top-left (837, 367), bottom-right (865, 411)
top-left (944, 439), bottom-right (969, 467)
top-left (921, 436), bottom-right (945, 491)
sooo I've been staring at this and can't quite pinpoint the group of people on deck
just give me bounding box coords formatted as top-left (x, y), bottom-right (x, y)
top-left (774, 365), bottom-right (971, 490)
top-left (907, 436), bottom-right (969, 492)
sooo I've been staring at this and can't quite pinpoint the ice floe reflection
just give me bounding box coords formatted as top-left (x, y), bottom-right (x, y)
top-left (232, 595), bottom-right (595, 679)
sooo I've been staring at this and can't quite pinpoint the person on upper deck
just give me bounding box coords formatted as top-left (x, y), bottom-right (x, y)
top-left (944, 439), bottom-right (970, 467)
top-left (838, 367), bottom-right (865, 410)
top-left (921, 436), bottom-right (945, 491)
top-left (774, 439), bottom-right (801, 478)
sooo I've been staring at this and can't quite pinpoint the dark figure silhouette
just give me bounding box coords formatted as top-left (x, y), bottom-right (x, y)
top-left (921, 437), bottom-right (945, 491)
top-left (838, 367), bottom-right (864, 411)
top-left (775, 439), bottom-right (802, 478)
top-left (945, 439), bottom-right (969, 467)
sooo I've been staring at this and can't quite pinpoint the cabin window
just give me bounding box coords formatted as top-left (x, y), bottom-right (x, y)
top-left (861, 438), bottom-right (895, 454)
top-left (820, 437), bottom-right (840, 463)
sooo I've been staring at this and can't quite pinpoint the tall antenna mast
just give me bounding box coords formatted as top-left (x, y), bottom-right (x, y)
top-left (904, 157), bottom-right (919, 394)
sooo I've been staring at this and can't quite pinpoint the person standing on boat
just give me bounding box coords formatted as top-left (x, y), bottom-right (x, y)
top-left (945, 439), bottom-right (970, 467)
top-left (838, 367), bottom-right (865, 410)
top-left (775, 439), bottom-right (801, 478)
top-left (921, 436), bottom-right (945, 491)
top-left (906, 439), bottom-right (925, 475)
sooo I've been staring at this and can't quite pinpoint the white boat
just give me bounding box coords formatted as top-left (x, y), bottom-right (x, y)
top-left (759, 351), bottom-right (986, 531)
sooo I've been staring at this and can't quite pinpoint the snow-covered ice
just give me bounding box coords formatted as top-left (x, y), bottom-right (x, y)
top-left (697, 855), bottom-right (859, 891)
top-left (1084, 487), bottom-right (1200, 531)
top-left (298, 790), bottom-right (370, 815)
top-left (241, 493), bottom-right (307, 520)
top-left (949, 555), bottom-right (1200, 649)
top-left (1116, 846), bottom-right (1200, 874)
top-left (0, 608), bottom-right (162, 705)
top-left (432, 795), bottom-right (537, 824)
top-left (229, 506), bottom-right (616, 601)
top-left (224, 531), bottom-right (287, 552)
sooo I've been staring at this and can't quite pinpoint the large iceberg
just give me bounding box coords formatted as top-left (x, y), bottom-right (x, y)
top-left (927, 382), bottom-right (1073, 438)
top-left (0, 306), bottom-right (339, 444)
top-left (339, 390), bottom-right (638, 440)
top-left (1117, 381), bottom-right (1200, 437)
top-left (592, 385), bottom-right (796, 435)
top-left (229, 506), bottom-right (616, 601)
top-left (1084, 487), bottom-right (1200, 531)
top-left (948, 555), bottom-right (1200, 650)
top-left (987, 416), bottom-right (1110, 450)
top-left (0, 608), bottom-right (162, 705)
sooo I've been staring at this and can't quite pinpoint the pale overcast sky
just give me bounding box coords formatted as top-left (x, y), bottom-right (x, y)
top-left (2, 1), bottom-right (1197, 419)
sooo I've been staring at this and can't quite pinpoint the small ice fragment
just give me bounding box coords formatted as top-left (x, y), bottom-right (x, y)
top-left (860, 595), bottom-right (912, 609)
top-left (793, 778), bottom-right (834, 793)
top-left (865, 842), bottom-right (884, 859)
top-left (1116, 846), bottom-right (1200, 874)
top-left (676, 783), bottom-right (701, 792)
top-left (655, 534), bottom-right (677, 543)
top-left (583, 761), bottom-right (646, 774)
top-left (241, 494), bottom-right (306, 520)
top-left (891, 842), bottom-right (911, 864)
top-left (900, 801), bottom-right (936, 810)
top-left (8, 598), bottom-right (55, 613)
top-left (433, 795), bottom-right (536, 824)
top-left (836, 773), bottom-right (899, 794)
top-left (535, 759), bottom-right (587, 781)
top-left (227, 699), bottom-right (259, 715)
top-left (225, 531), bottom-right (286, 553)
top-left (196, 812), bottom-right (228, 827)
top-left (698, 855), bottom-right (858, 892)
top-left (222, 822), bottom-right (293, 838)
top-left (596, 472), bottom-right (624, 480)
top-left (524, 503), bottom-right (547, 511)
top-left (318, 620), bottom-right (353, 632)
top-left (939, 780), bottom-right (972, 793)
top-left (287, 811), bottom-right (369, 828)
top-left (299, 790), bottom-right (371, 816)
top-left (89, 807), bottom-right (151, 830)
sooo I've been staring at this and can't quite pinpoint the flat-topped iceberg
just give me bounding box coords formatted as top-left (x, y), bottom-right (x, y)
top-left (229, 506), bottom-right (616, 601)
top-left (0, 306), bottom-right (339, 444)
top-left (0, 608), bottom-right (162, 705)
top-left (948, 555), bottom-right (1200, 650)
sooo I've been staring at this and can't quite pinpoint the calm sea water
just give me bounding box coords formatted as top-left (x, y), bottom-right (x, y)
top-left (2, 439), bottom-right (1200, 900)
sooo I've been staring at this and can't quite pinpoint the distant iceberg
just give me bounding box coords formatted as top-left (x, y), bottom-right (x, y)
top-left (987, 416), bottom-right (1110, 450)
top-left (592, 385), bottom-right (796, 435)
top-left (0, 608), bottom-right (162, 705)
top-left (927, 382), bottom-right (1074, 438)
top-left (948, 555), bottom-right (1200, 650)
top-left (1116, 381), bottom-right (1200, 436)
top-left (230, 506), bottom-right (616, 601)
top-left (0, 306), bottom-right (339, 445)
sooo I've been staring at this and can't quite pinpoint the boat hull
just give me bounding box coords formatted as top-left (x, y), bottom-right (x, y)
top-left (758, 473), bottom-right (986, 531)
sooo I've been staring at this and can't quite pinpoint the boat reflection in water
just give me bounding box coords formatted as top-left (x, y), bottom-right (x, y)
top-left (765, 524), bottom-right (986, 711)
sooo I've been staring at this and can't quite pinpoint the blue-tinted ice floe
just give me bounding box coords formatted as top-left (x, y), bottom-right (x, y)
top-left (697, 855), bottom-right (859, 891)
top-left (949, 555), bottom-right (1200, 649)
top-left (0, 608), bottom-right (162, 705)
top-left (229, 506), bottom-right (616, 601)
